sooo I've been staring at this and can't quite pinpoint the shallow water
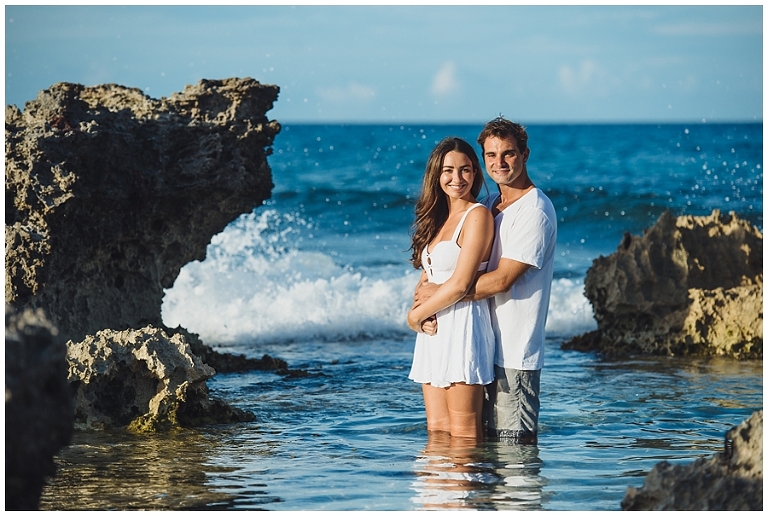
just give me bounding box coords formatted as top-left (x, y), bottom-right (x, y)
top-left (40, 338), bottom-right (762, 511)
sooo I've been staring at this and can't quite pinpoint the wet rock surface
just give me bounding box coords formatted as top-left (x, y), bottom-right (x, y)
top-left (5, 306), bottom-right (73, 510)
top-left (564, 210), bottom-right (762, 358)
top-left (5, 79), bottom-right (284, 444)
top-left (6, 78), bottom-right (280, 343)
top-left (68, 326), bottom-right (254, 432)
top-left (622, 410), bottom-right (763, 510)
top-left (171, 326), bottom-right (288, 374)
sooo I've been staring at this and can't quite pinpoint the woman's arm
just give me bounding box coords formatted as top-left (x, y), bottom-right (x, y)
top-left (407, 206), bottom-right (494, 331)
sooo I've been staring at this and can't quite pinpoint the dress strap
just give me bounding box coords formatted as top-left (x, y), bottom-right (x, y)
top-left (451, 203), bottom-right (484, 243)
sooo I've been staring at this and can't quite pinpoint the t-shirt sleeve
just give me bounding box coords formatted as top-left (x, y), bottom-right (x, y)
top-left (500, 206), bottom-right (555, 269)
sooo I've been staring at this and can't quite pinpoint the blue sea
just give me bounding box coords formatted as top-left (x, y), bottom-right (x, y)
top-left (41, 123), bottom-right (763, 510)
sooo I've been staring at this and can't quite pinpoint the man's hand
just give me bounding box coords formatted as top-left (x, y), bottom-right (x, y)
top-left (412, 279), bottom-right (439, 334)
top-left (408, 280), bottom-right (440, 335)
top-left (413, 279), bottom-right (439, 307)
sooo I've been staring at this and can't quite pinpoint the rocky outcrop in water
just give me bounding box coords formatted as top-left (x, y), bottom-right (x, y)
top-left (173, 326), bottom-right (289, 374)
top-left (622, 410), bottom-right (763, 510)
top-left (5, 78), bottom-right (285, 438)
top-left (564, 210), bottom-right (762, 358)
top-left (5, 306), bottom-right (73, 510)
top-left (68, 326), bottom-right (253, 432)
top-left (5, 78), bottom-right (280, 343)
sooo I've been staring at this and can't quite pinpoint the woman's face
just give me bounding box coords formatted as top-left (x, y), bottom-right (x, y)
top-left (439, 151), bottom-right (476, 201)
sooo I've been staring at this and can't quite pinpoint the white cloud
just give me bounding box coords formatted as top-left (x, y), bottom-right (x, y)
top-left (317, 82), bottom-right (376, 104)
top-left (558, 59), bottom-right (619, 97)
top-left (431, 61), bottom-right (458, 96)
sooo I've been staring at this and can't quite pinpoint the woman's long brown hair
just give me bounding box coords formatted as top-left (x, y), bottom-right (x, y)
top-left (409, 137), bottom-right (485, 269)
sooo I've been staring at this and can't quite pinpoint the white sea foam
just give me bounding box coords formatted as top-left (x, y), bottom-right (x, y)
top-left (545, 278), bottom-right (597, 336)
top-left (162, 210), bottom-right (419, 345)
top-left (162, 209), bottom-right (597, 345)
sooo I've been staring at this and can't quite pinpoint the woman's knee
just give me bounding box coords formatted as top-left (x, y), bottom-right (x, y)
top-left (446, 384), bottom-right (484, 438)
top-left (449, 418), bottom-right (481, 439)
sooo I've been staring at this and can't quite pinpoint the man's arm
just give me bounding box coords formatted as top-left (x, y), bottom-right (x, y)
top-left (413, 258), bottom-right (530, 336)
top-left (464, 258), bottom-right (531, 301)
top-left (415, 257), bottom-right (531, 304)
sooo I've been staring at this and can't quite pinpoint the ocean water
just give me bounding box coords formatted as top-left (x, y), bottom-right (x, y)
top-left (41, 123), bottom-right (762, 510)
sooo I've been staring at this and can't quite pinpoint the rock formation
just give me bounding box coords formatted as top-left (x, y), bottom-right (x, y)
top-left (5, 78), bottom-right (291, 440)
top-left (5, 306), bottom-right (73, 510)
top-left (622, 410), bottom-right (763, 510)
top-left (173, 325), bottom-right (289, 374)
top-left (564, 210), bottom-right (762, 358)
top-left (68, 326), bottom-right (254, 432)
top-left (5, 78), bottom-right (280, 343)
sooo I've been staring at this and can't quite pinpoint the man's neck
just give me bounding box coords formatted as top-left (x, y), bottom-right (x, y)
top-left (494, 180), bottom-right (535, 214)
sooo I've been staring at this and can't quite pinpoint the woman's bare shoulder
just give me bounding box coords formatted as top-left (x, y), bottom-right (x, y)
top-left (466, 203), bottom-right (493, 223)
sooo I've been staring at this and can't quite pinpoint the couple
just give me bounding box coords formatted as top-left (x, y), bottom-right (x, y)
top-left (406, 117), bottom-right (557, 444)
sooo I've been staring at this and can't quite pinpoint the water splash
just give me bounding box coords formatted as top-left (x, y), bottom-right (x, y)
top-left (162, 210), bottom-right (418, 345)
top-left (163, 209), bottom-right (597, 346)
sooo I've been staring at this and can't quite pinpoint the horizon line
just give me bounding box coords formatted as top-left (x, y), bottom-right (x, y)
top-left (274, 119), bottom-right (763, 126)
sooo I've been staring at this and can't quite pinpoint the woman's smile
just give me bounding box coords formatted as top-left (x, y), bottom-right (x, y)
top-left (440, 151), bottom-right (476, 200)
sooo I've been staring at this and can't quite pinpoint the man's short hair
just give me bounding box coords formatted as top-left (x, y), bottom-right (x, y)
top-left (477, 117), bottom-right (529, 154)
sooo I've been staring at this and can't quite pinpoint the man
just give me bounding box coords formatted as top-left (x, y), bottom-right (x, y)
top-left (415, 117), bottom-right (557, 444)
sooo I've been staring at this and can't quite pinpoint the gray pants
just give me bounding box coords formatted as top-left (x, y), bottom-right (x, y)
top-left (483, 365), bottom-right (541, 443)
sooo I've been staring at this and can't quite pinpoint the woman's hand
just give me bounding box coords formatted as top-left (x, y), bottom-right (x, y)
top-left (421, 315), bottom-right (437, 336)
top-left (408, 308), bottom-right (438, 335)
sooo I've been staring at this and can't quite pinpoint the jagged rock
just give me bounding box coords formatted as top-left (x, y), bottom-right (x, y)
top-left (622, 410), bottom-right (763, 510)
top-left (5, 79), bottom-right (287, 437)
top-left (5, 306), bottom-right (73, 510)
top-left (170, 325), bottom-right (288, 373)
top-left (681, 280), bottom-right (763, 358)
top-left (67, 326), bottom-right (254, 432)
top-left (5, 78), bottom-right (280, 343)
top-left (564, 210), bottom-right (762, 358)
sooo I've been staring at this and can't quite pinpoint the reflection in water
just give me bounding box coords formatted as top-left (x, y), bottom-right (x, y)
top-left (38, 342), bottom-right (761, 511)
top-left (411, 432), bottom-right (546, 510)
top-left (39, 429), bottom-right (243, 510)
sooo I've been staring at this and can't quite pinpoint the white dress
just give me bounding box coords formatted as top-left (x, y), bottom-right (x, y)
top-left (408, 203), bottom-right (496, 388)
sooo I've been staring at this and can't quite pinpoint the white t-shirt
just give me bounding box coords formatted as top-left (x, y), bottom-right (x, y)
top-left (482, 188), bottom-right (557, 371)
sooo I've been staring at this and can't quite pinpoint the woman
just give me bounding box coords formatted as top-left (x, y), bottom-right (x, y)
top-left (407, 137), bottom-right (495, 440)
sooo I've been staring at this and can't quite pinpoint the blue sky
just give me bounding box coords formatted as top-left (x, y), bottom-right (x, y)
top-left (5, 4), bottom-right (763, 123)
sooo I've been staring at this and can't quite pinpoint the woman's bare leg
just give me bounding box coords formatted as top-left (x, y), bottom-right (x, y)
top-left (445, 383), bottom-right (484, 440)
top-left (422, 384), bottom-right (451, 434)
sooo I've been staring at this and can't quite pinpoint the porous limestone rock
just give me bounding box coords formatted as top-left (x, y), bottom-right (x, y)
top-left (5, 306), bottom-right (73, 510)
top-left (621, 410), bottom-right (763, 510)
top-left (564, 210), bottom-right (762, 358)
top-left (6, 78), bottom-right (280, 343)
top-left (173, 325), bottom-right (289, 374)
top-left (67, 326), bottom-right (254, 432)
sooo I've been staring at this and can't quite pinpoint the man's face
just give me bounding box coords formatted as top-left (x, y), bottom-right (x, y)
top-left (482, 135), bottom-right (529, 188)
